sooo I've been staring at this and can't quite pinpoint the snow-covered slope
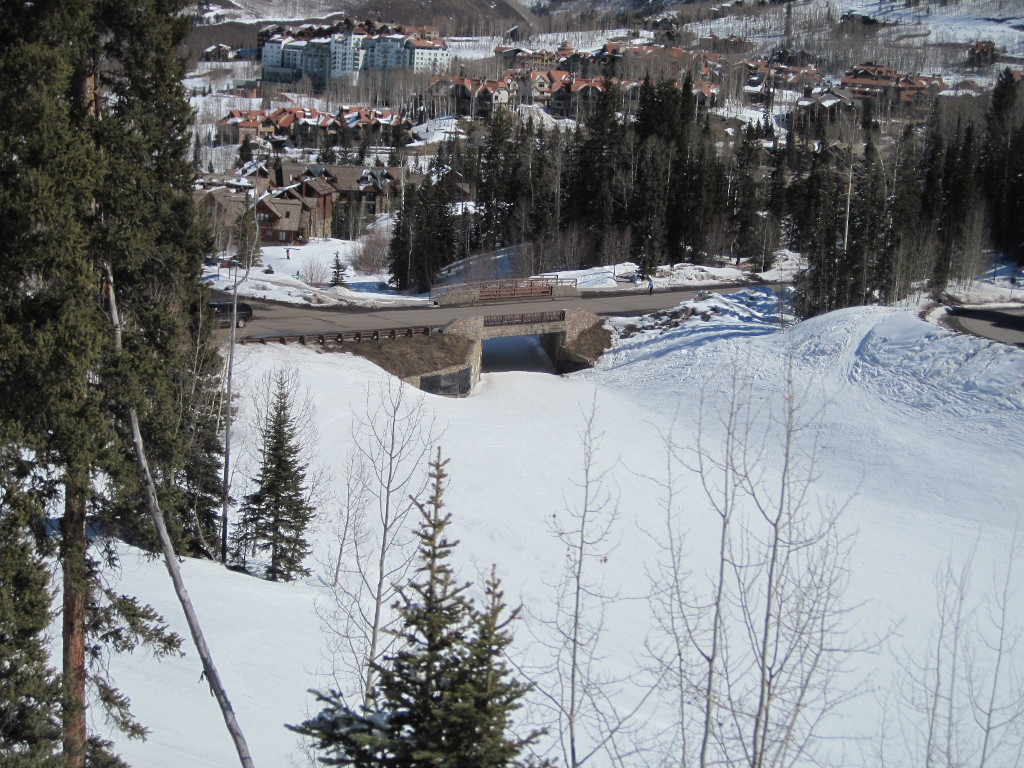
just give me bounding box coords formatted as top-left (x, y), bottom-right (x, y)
top-left (100, 289), bottom-right (1024, 767)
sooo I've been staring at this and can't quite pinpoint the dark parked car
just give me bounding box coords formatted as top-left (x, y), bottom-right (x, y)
top-left (209, 301), bottom-right (253, 328)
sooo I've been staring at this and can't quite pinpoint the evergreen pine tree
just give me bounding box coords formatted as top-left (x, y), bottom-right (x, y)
top-left (455, 566), bottom-right (540, 768)
top-left (919, 102), bottom-right (946, 241)
top-left (0, 455), bottom-right (64, 768)
top-left (654, 77), bottom-right (683, 146)
top-left (576, 79), bottom-right (624, 262)
top-left (732, 127), bottom-right (764, 264)
top-left (634, 73), bottom-right (659, 143)
top-left (233, 371), bottom-right (315, 582)
top-left (793, 153), bottom-right (843, 318)
top-left (630, 136), bottom-right (671, 276)
top-left (318, 144), bottom-right (339, 165)
top-left (291, 451), bottom-right (539, 768)
top-left (934, 122), bottom-right (980, 297)
top-left (528, 126), bottom-right (562, 256)
top-left (1, 1), bottom-right (208, 763)
top-left (237, 134), bottom-right (254, 167)
top-left (389, 190), bottom-right (416, 291)
top-left (331, 252), bottom-right (349, 287)
top-left (982, 68), bottom-right (1022, 258)
top-left (479, 107), bottom-right (515, 250)
top-left (767, 143), bottom-right (790, 245)
top-left (845, 136), bottom-right (887, 306)
top-left (408, 178), bottom-right (456, 291)
top-left (166, 332), bottom-right (226, 558)
top-left (1005, 123), bottom-right (1024, 264)
top-left (676, 128), bottom-right (725, 262)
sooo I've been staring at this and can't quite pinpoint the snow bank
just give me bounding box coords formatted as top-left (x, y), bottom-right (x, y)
top-left (203, 238), bottom-right (430, 306)
top-left (100, 288), bottom-right (1024, 767)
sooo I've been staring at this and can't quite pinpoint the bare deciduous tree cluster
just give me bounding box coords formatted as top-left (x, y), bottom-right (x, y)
top-left (300, 364), bottom-right (1022, 768)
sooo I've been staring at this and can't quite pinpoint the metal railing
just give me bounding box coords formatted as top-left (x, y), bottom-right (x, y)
top-left (430, 276), bottom-right (578, 301)
top-left (483, 311), bottom-right (566, 327)
top-left (242, 326), bottom-right (434, 345)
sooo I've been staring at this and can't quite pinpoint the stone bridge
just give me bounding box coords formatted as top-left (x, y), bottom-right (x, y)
top-left (405, 308), bottom-right (603, 396)
top-left (241, 306), bottom-right (605, 397)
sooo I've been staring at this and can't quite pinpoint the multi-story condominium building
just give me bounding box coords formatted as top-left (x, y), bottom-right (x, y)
top-left (262, 30), bottom-right (450, 87)
top-left (330, 30), bottom-right (368, 73)
top-left (407, 38), bottom-right (448, 71)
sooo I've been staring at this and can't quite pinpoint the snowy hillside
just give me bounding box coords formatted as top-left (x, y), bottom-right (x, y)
top-left (101, 289), bottom-right (1024, 767)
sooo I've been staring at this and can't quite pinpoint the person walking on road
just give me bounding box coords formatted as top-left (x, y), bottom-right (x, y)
top-left (647, 279), bottom-right (654, 295)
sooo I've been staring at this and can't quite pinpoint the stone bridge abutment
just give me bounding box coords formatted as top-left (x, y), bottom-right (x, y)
top-left (405, 308), bottom-right (603, 395)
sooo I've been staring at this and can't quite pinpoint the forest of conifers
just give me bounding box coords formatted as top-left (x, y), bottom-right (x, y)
top-left (388, 69), bottom-right (1024, 317)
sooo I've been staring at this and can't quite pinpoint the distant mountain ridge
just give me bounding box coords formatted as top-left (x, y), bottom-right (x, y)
top-left (192, 0), bottom-right (540, 35)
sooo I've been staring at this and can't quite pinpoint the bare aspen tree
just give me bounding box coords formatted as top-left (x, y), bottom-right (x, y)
top-left (645, 359), bottom-right (860, 768)
top-left (325, 450), bottom-right (371, 591)
top-left (533, 401), bottom-right (648, 768)
top-left (644, 374), bottom-right (754, 768)
top-left (318, 376), bottom-right (439, 709)
top-left (898, 528), bottom-right (1024, 767)
top-left (642, 409), bottom-right (699, 766)
top-left (899, 551), bottom-right (975, 768)
top-left (967, 526), bottom-right (1024, 768)
top-left (724, 372), bottom-right (856, 768)
top-left (314, 448), bottom-right (371, 699)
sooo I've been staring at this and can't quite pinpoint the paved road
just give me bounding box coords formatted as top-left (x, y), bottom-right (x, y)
top-left (234, 284), bottom-right (754, 339)
top-left (945, 307), bottom-right (1024, 348)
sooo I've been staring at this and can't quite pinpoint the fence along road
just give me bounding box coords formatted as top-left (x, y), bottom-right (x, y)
top-left (234, 284), bottom-right (756, 340)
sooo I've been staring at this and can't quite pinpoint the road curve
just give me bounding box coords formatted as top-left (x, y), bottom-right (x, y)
top-left (232, 284), bottom-right (757, 340)
top-left (945, 306), bottom-right (1024, 348)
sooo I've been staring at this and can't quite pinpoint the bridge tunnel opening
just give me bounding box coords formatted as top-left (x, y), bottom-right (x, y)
top-left (480, 334), bottom-right (557, 374)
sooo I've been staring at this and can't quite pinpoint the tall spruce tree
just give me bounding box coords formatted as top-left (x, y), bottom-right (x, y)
top-left (233, 370), bottom-right (315, 582)
top-left (793, 152), bottom-right (843, 318)
top-left (630, 136), bottom-right (672, 276)
top-left (0, 451), bottom-right (63, 768)
top-left (291, 451), bottom-right (539, 768)
top-left (919, 102), bottom-right (946, 244)
top-left (478, 107), bottom-right (516, 250)
top-left (732, 127), bottom-right (765, 264)
top-left (389, 191), bottom-right (416, 291)
top-left (982, 69), bottom-right (1022, 259)
top-left (331, 252), bottom-right (349, 287)
top-left (237, 134), bottom-right (254, 167)
top-left (845, 137), bottom-right (887, 306)
top-left (1, 1), bottom-right (212, 763)
top-left (573, 79), bottom-right (624, 262)
top-left (934, 122), bottom-right (980, 297)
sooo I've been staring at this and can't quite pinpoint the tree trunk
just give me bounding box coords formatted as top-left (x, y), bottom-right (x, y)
top-left (105, 264), bottom-right (256, 768)
top-left (62, 481), bottom-right (88, 768)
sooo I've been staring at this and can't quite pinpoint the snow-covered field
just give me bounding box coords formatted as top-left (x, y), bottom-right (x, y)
top-left (203, 239), bottom-right (425, 307)
top-left (98, 286), bottom-right (1024, 767)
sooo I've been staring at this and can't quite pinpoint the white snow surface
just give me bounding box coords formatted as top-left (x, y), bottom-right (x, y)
top-left (98, 288), bottom-right (1024, 767)
top-left (203, 239), bottom-right (430, 306)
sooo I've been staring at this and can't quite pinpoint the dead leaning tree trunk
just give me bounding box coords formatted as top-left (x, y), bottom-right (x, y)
top-left (103, 263), bottom-right (256, 768)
